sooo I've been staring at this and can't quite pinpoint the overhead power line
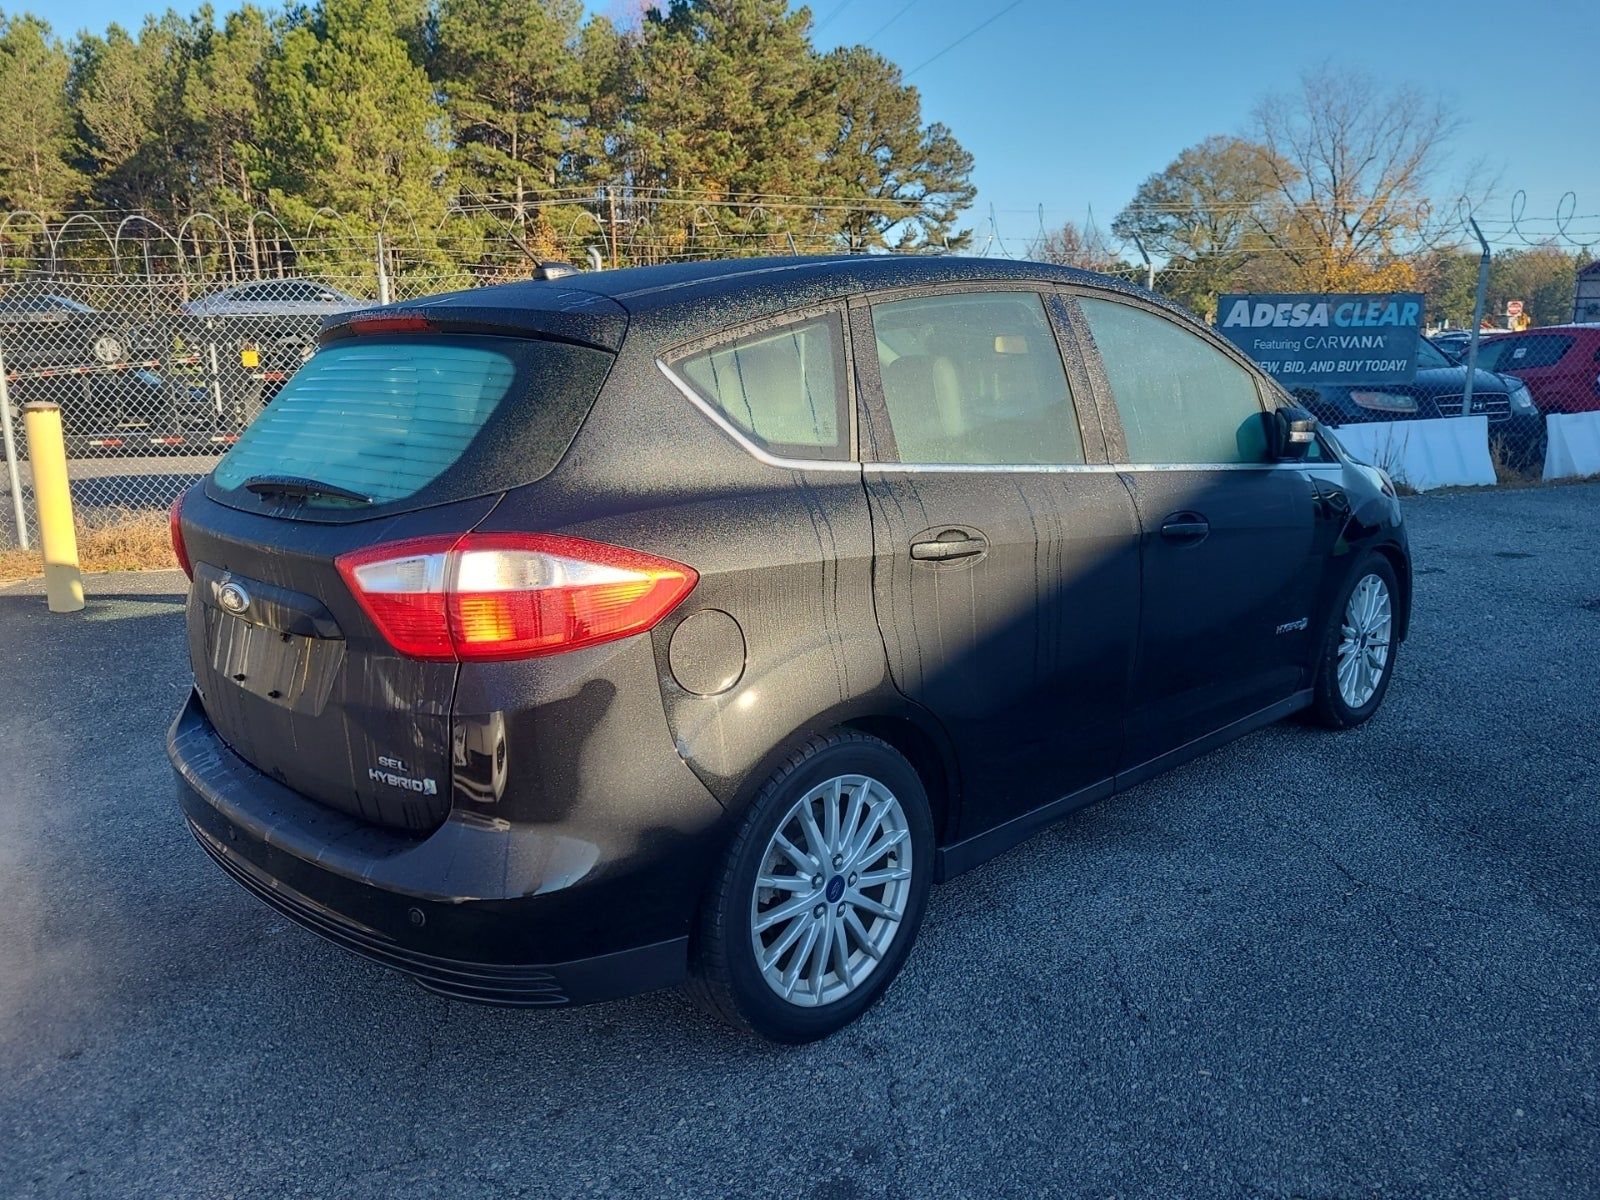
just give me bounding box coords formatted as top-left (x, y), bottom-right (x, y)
top-left (863, 0), bottom-right (922, 46)
top-left (809, 0), bottom-right (856, 36)
top-left (904, 0), bottom-right (1030, 79)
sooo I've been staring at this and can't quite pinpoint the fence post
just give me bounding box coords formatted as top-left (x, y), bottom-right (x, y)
top-left (0, 346), bottom-right (29, 550)
top-left (21, 400), bottom-right (83, 612)
top-left (1461, 215), bottom-right (1491, 418)
top-left (207, 338), bottom-right (224, 417)
top-left (1131, 232), bottom-right (1156, 292)
top-left (376, 231), bottom-right (392, 305)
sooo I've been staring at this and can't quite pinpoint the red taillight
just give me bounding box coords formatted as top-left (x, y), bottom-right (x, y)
top-left (169, 489), bottom-right (193, 579)
top-left (335, 533), bottom-right (698, 662)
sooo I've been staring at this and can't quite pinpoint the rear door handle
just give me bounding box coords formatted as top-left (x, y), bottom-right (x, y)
top-left (910, 532), bottom-right (988, 562)
top-left (1159, 514), bottom-right (1210, 545)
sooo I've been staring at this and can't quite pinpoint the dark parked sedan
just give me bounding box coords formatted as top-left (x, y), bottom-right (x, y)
top-left (168, 256), bottom-right (1411, 1041)
top-left (1289, 336), bottom-right (1544, 468)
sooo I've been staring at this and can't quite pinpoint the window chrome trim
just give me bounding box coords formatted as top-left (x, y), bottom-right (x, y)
top-left (863, 461), bottom-right (1337, 474)
top-left (655, 358), bottom-right (859, 473)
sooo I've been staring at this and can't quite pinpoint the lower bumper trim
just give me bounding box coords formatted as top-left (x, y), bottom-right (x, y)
top-left (187, 818), bottom-right (686, 1007)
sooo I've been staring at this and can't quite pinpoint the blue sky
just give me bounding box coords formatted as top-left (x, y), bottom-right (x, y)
top-left (39, 0), bottom-right (1600, 256)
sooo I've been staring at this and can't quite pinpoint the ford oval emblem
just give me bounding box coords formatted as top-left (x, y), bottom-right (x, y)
top-left (218, 582), bottom-right (250, 615)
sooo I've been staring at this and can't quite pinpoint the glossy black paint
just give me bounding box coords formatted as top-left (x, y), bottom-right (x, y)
top-left (170, 255), bottom-right (1411, 1008)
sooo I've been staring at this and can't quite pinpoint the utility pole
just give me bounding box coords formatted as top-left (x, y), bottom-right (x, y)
top-left (1461, 215), bottom-right (1491, 418)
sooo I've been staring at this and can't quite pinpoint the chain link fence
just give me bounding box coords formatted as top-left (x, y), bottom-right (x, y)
top-left (0, 273), bottom-right (380, 550)
top-left (2, 206), bottom-right (1592, 553)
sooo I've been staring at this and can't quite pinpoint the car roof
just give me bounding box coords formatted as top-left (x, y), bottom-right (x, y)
top-left (1485, 324), bottom-right (1598, 337)
top-left (493, 254), bottom-right (1134, 314)
top-left (332, 254), bottom-right (1169, 352)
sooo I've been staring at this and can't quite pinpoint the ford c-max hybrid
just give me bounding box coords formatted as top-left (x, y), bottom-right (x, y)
top-left (169, 255), bottom-right (1410, 1042)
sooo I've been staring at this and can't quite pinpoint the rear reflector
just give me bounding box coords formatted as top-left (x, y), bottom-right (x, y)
top-left (170, 489), bottom-right (193, 580)
top-left (336, 533), bottom-right (697, 661)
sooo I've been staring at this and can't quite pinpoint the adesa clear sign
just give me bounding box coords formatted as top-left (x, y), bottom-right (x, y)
top-left (1215, 292), bottom-right (1423, 385)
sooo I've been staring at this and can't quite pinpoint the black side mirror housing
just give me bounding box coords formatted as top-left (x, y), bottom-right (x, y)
top-left (1268, 405), bottom-right (1318, 461)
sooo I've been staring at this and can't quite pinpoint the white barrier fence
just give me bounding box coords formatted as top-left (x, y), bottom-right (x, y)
top-left (1328, 417), bottom-right (1497, 492)
top-left (1542, 412), bottom-right (1600, 482)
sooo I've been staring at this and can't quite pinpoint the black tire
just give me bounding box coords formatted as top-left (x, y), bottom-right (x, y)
top-left (1307, 553), bottom-right (1400, 729)
top-left (687, 730), bottom-right (933, 1043)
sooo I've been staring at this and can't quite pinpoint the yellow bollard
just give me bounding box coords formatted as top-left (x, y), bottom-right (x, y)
top-left (22, 401), bottom-right (84, 613)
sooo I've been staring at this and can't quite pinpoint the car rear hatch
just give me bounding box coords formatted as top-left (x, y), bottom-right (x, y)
top-left (177, 307), bottom-right (621, 835)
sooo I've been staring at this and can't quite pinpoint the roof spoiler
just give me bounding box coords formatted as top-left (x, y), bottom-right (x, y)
top-left (320, 290), bottom-right (628, 352)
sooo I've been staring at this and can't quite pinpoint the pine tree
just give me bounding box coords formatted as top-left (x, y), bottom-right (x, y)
top-left (182, 5), bottom-right (271, 223)
top-left (626, 0), bottom-right (835, 258)
top-left (431, 0), bottom-right (589, 212)
top-left (255, 0), bottom-right (449, 275)
top-left (0, 13), bottom-right (83, 214)
top-left (818, 46), bottom-right (973, 251)
top-left (69, 15), bottom-right (197, 216)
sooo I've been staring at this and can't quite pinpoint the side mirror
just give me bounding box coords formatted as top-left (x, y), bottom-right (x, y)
top-left (1268, 405), bottom-right (1318, 461)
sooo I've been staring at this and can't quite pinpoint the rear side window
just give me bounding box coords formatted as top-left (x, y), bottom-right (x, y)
top-left (676, 314), bottom-right (848, 460)
top-left (868, 291), bottom-right (1084, 465)
top-left (1080, 298), bottom-right (1267, 465)
top-left (1476, 335), bottom-right (1574, 371)
top-left (212, 335), bottom-right (611, 511)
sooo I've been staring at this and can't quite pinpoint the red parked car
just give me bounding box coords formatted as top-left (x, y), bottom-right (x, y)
top-left (1475, 325), bottom-right (1600, 414)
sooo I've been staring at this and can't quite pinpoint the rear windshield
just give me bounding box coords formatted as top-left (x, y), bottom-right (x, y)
top-left (210, 334), bottom-right (611, 515)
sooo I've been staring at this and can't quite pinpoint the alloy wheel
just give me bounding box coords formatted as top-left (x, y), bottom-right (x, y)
top-left (1337, 572), bottom-right (1392, 709)
top-left (749, 773), bottom-right (913, 1008)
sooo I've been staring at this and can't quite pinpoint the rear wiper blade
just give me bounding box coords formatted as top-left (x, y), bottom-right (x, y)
top-left (241, 474), bottom-right (373, 505)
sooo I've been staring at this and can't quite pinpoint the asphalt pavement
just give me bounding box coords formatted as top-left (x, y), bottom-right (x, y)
top-left (2, 484), bottom-right (1598, 1198)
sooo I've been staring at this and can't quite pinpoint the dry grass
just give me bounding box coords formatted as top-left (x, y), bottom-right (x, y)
top-left (0, 508), bottom-right (176, 581)
top-left (1489, 437), bottom-right (1543, 488)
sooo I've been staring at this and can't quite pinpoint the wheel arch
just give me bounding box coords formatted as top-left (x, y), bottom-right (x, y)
top-left (1370, 540), bottom-right (1412, 643)
top-left (715, 700), bottom-right (962, 848)
top-left (838, 713), bottom-right (958, 845)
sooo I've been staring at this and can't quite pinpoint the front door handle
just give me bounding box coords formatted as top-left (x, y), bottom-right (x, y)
top-left (910, 531), bottom-right (988, 562)
top-left (1159, 513), bottom-right (1210, 545)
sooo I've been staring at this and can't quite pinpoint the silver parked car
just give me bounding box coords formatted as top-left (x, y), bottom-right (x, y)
top-left (180, 280), bottom-right (363, 318)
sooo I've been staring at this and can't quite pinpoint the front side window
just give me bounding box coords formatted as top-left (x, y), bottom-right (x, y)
top-left (868, 290), bottom-right (1084, 465)
top-left (1080, 297), bottom-right (1267, 464)
top-left (676, 313), bottom-right (848, 461)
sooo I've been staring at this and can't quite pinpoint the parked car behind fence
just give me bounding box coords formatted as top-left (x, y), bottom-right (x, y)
top-left (1288, 336), bottom-right (1545, 472)
top-left (0, 278), bottom-right (363, 459)
top-left (1475, 325), bottom-right (1600, 415)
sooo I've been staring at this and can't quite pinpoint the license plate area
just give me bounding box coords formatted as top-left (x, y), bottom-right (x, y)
top-left (204, 606), bottom-right (344, 715)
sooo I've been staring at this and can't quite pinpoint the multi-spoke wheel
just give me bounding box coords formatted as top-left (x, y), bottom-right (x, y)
top-left (1336, 573), bottom-right (1392, 709)
top-left (689, 731), bottom-right (932, 1042)
top-left (1309, 553), bottom-right (1401, 728)
top-left (750, 774), bottom-right (913, 1007)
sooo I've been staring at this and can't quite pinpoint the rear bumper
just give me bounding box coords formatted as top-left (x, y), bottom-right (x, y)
top-left (169, 690), bottom-right (710, 1007)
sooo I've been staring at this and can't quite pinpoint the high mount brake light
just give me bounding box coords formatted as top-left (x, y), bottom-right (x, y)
top-left (169, 489), bottom-right (193, 580)
top-left (346, 314), bottom-right (433, 335)
top-left (336, 533), bottom-right (698, 662)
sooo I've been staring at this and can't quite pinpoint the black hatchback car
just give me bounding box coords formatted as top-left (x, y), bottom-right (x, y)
top-left (169, 256), bottom-right (1410, 1041)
